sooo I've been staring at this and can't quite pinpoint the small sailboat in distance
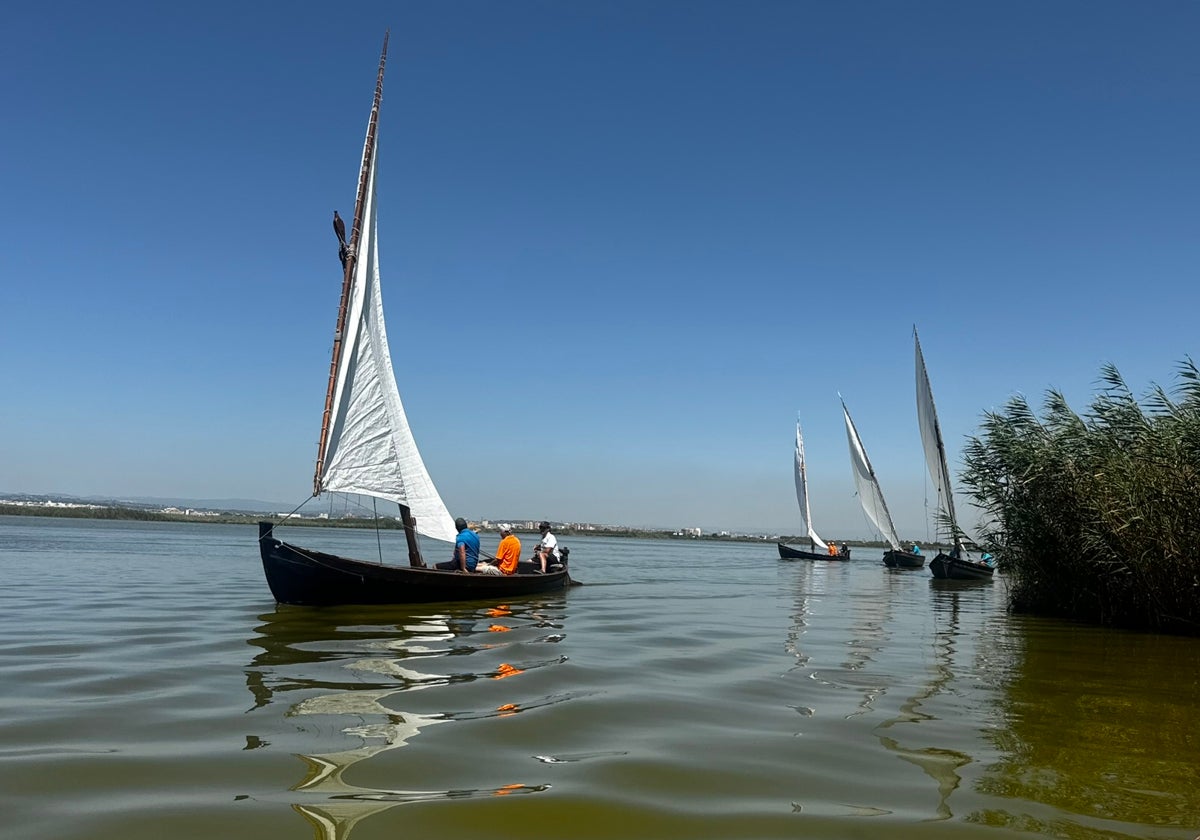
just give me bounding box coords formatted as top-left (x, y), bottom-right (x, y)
top-left (778, 419), bottom-right (842, 560)
top-left (840, 396), bottom-right (924, 569)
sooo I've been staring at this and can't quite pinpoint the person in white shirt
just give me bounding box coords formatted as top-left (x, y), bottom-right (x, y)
top-left (534, 521), bottom-right (559, 573)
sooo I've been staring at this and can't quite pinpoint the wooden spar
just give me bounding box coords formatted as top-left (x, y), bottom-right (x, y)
top-left (399, 505), bottom-right (426, 567)
top-left (314, 32), bottom-right (390, 495)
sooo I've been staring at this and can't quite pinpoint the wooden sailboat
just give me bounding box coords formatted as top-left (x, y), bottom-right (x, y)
top-left (778, 420), bottom-right (845, 560)
top-left (913, 329), bottom-right (994, 581)
top-left (840, 397), bottom-right (924, 569)
top-left (258, 36), bottom-right (571, 605)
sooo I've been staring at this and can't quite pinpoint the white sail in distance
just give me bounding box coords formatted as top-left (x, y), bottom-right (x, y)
top-left (841, 399), bottom-right (902, 551)
top-left (793, 420), bottom-right (829, 551)
top-left (914, 329), bottom-right (961, 546)
top-left (318, 142), bottom-right (457, 544)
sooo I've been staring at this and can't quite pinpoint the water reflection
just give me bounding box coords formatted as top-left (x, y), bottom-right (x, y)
top-left (289, 690), bottom-right (447, 837)
top-left (863, 578), bottom-right (1200, 834)
top-left (974, 618), bottom-right (1200, 834)
top-left (839, 571), bottom-right (899, 718)
top-left (873, 585), bottom-right (974, 820)
top-left (246, 600), bottom-right (568, 839)
top-left (785, 562), bottom-right (898, 719)
top-left (783, 562), bottom-right (817, 671)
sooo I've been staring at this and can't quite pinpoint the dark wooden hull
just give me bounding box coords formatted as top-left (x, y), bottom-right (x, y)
top-left (258, 522), bottom-right (572, 606)
top-left (777, 543), bottom-right (847, 561)
top-left (882, 549), bottom-right (925, 569)
top-left (928, 552), bottom-right (995, 581)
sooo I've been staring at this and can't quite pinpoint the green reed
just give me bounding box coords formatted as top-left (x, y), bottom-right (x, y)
top-left (960, 360), bottom-right (1200, 635)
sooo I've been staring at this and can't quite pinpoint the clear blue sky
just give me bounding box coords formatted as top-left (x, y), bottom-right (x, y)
top-left (3, 1), bottom-right (1198, 538)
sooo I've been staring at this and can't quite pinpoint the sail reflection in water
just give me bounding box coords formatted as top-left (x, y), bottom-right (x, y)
top-left (776, 556), bottom-right (1009, 821)
top-left (289, 691), bottom-right (448, 837)
top-left (870, 584), bottom-right (983, 820)
top-left (785, 563), bottom-right (897, 724)
top-left (246, 600), bottom-right (566, 839)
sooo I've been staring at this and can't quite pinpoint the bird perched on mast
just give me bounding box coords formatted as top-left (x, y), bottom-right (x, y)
top-left (333, 210), bottom-right (347, 246)
top-left (333, 210), bottom-right (348, 269)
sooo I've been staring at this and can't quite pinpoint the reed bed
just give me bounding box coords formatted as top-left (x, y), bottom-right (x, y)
top-left (960, 360), bottom-right (1200, 635)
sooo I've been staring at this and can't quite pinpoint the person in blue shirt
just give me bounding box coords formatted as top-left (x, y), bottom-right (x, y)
top-left (911, 543), bottom-right (921, 555)
top-left (436, 517), bottom-right (480, 572)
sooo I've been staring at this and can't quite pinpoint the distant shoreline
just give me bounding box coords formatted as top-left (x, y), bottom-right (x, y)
top-left (0, 504), bottom-right (904, 548)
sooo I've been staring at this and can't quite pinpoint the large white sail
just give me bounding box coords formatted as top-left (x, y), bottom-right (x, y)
top-left (914, 329), bottom-right (960, 545)
top-left (841, 400), bottom-right (902, 550)
top-left (793, 421), bottom-right (829, 551)
top-left (319, 142), bottom-right (457, 544)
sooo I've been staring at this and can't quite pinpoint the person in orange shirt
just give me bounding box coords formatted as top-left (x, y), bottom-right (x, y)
top-left (827, 542), bottom-right (839, 556)
top-left (495, 524), bottom-right (522, 575)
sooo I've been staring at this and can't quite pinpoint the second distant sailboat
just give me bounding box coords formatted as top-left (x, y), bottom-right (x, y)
top-left (840, 397), bottom-right (925, 569)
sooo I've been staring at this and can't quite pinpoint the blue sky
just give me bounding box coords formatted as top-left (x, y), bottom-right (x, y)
top-left (3, 1), bottom-right (1198, 537)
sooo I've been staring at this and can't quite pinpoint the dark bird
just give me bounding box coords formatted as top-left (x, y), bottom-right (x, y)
top-left (333, 210), bottom-right (347, 246)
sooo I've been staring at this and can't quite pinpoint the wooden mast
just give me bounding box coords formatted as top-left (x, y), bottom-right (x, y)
top-left (310, 34), bottom-right (427, 568)
top-left (314, 32), bottom-right (389, 493)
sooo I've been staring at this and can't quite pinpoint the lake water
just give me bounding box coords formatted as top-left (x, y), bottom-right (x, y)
top-left (1, 515), bottom-right (1197, 840)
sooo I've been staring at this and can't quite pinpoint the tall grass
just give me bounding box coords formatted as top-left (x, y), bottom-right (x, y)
top-left (960, 360), bottom-right (1200, 635)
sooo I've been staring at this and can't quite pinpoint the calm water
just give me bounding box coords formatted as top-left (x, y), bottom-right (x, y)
top-left (1, 515), bottom-right (1197, 840)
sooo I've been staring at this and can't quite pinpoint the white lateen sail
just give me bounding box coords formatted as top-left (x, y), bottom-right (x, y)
top-left (793, 420), bottom-right (829, 551)
top-left (318, 139), bottom-right (457, 544)
top-left (841, 398), bottom-right (902, 551)
top-left (914, 329), bottom-right (961, 548)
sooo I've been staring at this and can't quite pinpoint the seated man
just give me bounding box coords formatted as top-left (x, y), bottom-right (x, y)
top-left (495, 524), bottom-right (521, 575)
top-left (436, 517), bottom-right (480, 572)
top-left (533, 521), bottom-right (560, 573)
